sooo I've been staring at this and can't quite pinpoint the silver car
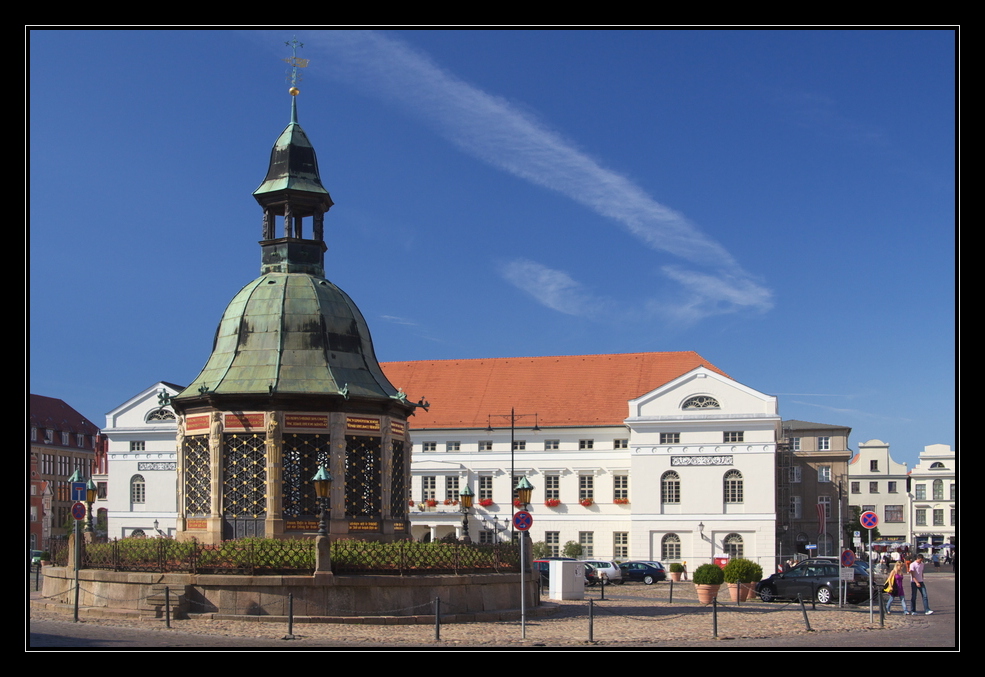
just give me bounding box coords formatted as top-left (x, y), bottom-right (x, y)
top-left (581, 560), bottom-right (623, 584)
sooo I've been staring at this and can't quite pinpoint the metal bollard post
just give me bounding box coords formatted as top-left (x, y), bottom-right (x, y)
top-left (878, 590), bottom-right (884, 627)
top-left (588, 599), bottom-right (594, 643)
top-left (434, 597), bottom-right (441, 642)
top-left (711, 598), bottom-right (718, 638)
top-left (669, 578), bottom-right (674, 603)
top-left (797, 594), bottom-right (813, 632)
top-left (165, 586), bottom-right (171, 629)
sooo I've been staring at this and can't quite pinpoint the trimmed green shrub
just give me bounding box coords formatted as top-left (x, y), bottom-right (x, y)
top-left (693, 563), bottom-right (725, 585)
top-left (722, 557), bottom-right (763, 584)
top-left (669, 562), bottom-right (685, 573)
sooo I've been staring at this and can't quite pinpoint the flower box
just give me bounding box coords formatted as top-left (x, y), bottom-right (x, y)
top-left (580, 498), bottom-right (594, 507)
top-left (478, 498), bottom-right (494, 507)
top-left (544, 499), bottom-right (561, 508)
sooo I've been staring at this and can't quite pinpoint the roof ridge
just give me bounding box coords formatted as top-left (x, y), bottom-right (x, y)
top-left (382, 350), bottom-right (703, 365)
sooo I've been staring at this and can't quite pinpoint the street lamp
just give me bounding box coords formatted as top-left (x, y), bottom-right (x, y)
top-left (513, 475), bottom-right (534, 640)
top-left (485, 408), bottom-right (539, 536)
top-left (84, 478), bottom-right (98, 534)
top-left (459, 485), bottom-right (474, 544)
top-left (312, 465), bottom-right (333, 537)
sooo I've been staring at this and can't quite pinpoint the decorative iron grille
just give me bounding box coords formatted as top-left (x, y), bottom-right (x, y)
top-left (345, 435), bottom-right (380, 517)
top-left (390, 439), bottom-right (406, 520)
top-left (222, 433), bottom-right (267, 518)
top-left (282, 432), bottom-right (331, 518)
top-left (183, 435), bottom-right (211, 516)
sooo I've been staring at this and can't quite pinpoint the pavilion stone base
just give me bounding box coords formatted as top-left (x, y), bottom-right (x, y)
top-left (37, 568), bottom-right (540, 623)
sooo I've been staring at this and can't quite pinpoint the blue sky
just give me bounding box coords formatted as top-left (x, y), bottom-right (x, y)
top-left (29, 29), bottom-right (955, 469)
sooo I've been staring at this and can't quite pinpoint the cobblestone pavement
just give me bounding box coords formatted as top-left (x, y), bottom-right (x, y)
top-left (31, 582), bottom-right (924, 648)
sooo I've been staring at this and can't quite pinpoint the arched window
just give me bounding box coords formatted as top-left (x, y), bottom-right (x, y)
top-left (682, 395), bottom-right (720, 409)
top-left (724, 470), bottom-right (743, 504)
top-left (724, 533), bottom-right (744, 558)
top-left (146, 408), bottom-right (176, 422)
top-left (662, 533), bottom-right (681, 561)
top-left (661, 471), bottom-right (680, 504)
top-left (130, 475), bottom-right (146, 505)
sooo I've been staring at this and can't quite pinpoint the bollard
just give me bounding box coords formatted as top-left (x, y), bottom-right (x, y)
top-left (434, 597), bottom-right (441, 642)
top-left (284, 593), bottom-right (295, 639)
top-left (878, 590), bottom-right (884, 628)
top-left (797, 594), bottom-right (813, 632)
top-left (600, 576), bottom-right (605, 601)
top-left (588, 599), bottom-right (594, 643)
top-left (165, 586), bottom-right (171, 629)
top-left (669, 578), bottom-right (674, 603)
top-left (712, 598), bottom-right (718, 638)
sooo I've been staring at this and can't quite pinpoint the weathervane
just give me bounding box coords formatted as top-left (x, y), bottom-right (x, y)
top-left (283, 36), bottom-right (309, 95)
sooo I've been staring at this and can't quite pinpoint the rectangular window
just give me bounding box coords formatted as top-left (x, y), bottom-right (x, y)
top-left (544, 440), bottom-right (559, 450)
top-left (77, 433), bottom-right (85, 448)
top-left (950, 484), bottom-right (956, 501)
top-left (818, 465), bottom-right (831, 483)
top-left (614, 438), bottom-right (628, 449)
top-left (478, 441), bottom-right (493, 452)
top-left (512, 440), bottom-right (526, 451)
top-left (915, 484), bottom-right (926, 500)
top-left (870, 460), bottom-right (879, 472)
top-left (790, 437), bottom-right (801, 451)
top-left (45, 429), bottom-right (53, 443)
top-left (444, 475), bottom-right (459, 501)
top-left (130, 441), bottom-right (145, 452)
top-left (723, 431), bottom-right (744, 443)
top-left (579, 474), bottom-right (594, 502)
top-left (613, 474), bottom-right (629, 501)
top-left (933, 509), bottom-right (944, 526)
top-left (422, 476), bottom-right (436, 502)
top-left (916, 509), bottom-right (927, 526)
top-left (790, 495), bottom-right (802, 519)
top-left (31, 427), bottom-right (37, 441)
top-left (478, 475), bottom-right (493, 501)
top-left (933, 481), bottom-right (944, 500)
top-left (790, 466), bottom-right (802, 483)
top-left (579, 439), bottom-right (594, 450)
top-left (818, 436), bottom-right (831, 451)
top-left (869, 482), bottom-right (879, 493)
top-left (613, 532), bottom-right (629, 559)
top-left (850, 481), bottom-right (860, 494)
top-left (61, 432), bottom-right (69, 446)
top-left (446, 441), bottom-right (460, 452)
top-left (887, 481), bottom-right (898, 493)
top-left (421, 442), bottom-right (436, 452)
top-left (660, 433), bottom-right (680, 445)
top-left (479, 531), bottom-right (495, 545)
top-left (545, 531), bottom-right (560, 557)
top-left (579, 531), bottom-right (594, 558)
top-left (97, 481), bottom-right (107, 499)
top-left (544, 474), bottom-right (560, 501)
top-left (951, 509), bottom-right (956, 526)
top-left (885, 505), bottom-right (904, 523)
top-left (819, 495), bottom-right (831, 519)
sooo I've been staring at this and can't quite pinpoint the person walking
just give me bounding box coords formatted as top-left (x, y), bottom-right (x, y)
top-left (883, 561), bottom-right (909, 615)
top-left (909, 554), bottom-right (934, 615)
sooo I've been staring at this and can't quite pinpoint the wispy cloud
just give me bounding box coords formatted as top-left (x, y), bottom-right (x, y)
top-left (288, 30), bottom-right (773, 322)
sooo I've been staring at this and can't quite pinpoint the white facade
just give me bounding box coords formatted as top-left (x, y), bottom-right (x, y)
top-left (848, 439), bottom-right (909, 541)
top-left (909, 443), bottom-right (956, 551)
top-left (408, 366), bottom-right (779, 569)
top-left (101, 383), bottom-right (182, 539)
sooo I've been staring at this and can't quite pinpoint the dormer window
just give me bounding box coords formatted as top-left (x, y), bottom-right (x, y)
top-left (682, 396), bottom-right (719, 409)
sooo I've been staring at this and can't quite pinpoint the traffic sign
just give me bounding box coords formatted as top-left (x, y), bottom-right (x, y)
top-left (71, 482), bottom-right (88, 501)
top-left (513, 510), bottom-right (533, 531)
top-left (841, 549), bottom-right (856, 567)
top-left (860, 511), bottom-right (879, 529)
top-left (71, 502), bottom-right (87, 521)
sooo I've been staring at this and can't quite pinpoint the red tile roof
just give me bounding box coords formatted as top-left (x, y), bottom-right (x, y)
top-left (381, 352), bottom-right (728, 430)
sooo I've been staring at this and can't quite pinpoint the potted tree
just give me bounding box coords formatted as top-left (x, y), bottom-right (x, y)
top-left (722, 558), bottom-right (763, 601)
top-left (668, 562), bottom-right (685, 582)
top-left (693, 563), bottom-right (725, 604)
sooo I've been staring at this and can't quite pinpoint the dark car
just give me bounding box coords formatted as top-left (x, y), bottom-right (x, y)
top-left (757, 560), bottom-right (870, 604)
top-left (619, 560), bottom-right (667, 585)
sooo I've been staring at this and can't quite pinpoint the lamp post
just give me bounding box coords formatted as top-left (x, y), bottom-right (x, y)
top-left (312, 465), bottom-right (333, 575)
top-left (84, 479), bottom-right (98, 535)
top-left (486, 409), bottom-right (538, 537)
top-left (514, 476), bottom-right (534, 639)
top-left (459, 485), bottom-right (474, 544)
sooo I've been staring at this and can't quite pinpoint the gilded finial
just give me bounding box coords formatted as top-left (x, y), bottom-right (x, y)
top-left (283, 36), bottom-right (308, 96)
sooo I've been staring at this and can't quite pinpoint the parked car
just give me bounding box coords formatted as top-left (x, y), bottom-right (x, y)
top-left (757, 560), bottom-right (870, 604)
top-left (30, 550), bottom-right (43, 566)
top-left (619, 560), bottom-right (667, 584)
top-left (581, 560), bottom-right (624, 584)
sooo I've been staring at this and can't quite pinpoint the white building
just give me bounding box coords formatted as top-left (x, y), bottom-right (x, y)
top-left (99, 383), bottom-right (183, 539)
top-left (848, 439), bottom-right (909, 543)
top-left (909, 443), bottom-right (956, 552)
top-left (382, 353), bottom-right (780, 569)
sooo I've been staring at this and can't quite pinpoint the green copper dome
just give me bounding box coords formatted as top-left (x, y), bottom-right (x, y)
top-left (178, 272), bottom-right (398, 400)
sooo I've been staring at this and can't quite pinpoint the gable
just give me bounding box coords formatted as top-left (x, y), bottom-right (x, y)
top-left (627, 367), bottom-right (777, 420)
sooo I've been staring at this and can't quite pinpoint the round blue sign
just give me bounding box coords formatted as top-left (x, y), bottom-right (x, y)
top-left (841, 549), bottom-right (856, 567)
top-left (860, 511), bottom-right (879, 529)
top-left (513, 510), bottom-right (533, 531)
top-left (71, 502), bottom-right (87, 520)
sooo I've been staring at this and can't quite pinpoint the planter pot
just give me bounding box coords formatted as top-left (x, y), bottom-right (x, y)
top-left (727, 582), bottom-right (753, 602)
top-left (669, 572), bottom-right (682, 582)
top-left (695, 583), bottom-right (721, 604)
